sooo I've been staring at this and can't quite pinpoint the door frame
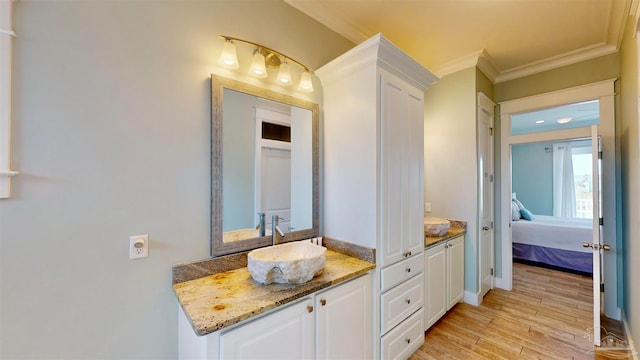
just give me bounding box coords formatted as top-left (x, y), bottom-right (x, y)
top-left (478, 92), bottom-right (495, 298)
top-left (497, 79), bottom-right (619, 320)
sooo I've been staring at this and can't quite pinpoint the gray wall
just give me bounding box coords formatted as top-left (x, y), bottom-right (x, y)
top-left (511, 142), bottom-right (553, 215)
top-left (1, 1), bottom-right (353, 358)
top-left (424, 67), bottom-right (479, 294)
top-left (619, 11), bottom-right (640, 351)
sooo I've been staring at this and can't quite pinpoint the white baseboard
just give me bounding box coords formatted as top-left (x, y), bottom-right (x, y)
top-left (464, 290), bottom-right (481, 306)
top-left (621, 310), bottom-right (639, 359)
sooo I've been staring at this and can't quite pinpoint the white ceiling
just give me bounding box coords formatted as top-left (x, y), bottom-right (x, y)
top-left (285, 0), bottom-right (634, 83)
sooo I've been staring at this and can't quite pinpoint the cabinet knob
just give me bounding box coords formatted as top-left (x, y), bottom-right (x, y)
top-left (403, 251), bottom-right (413, 258)
top-left (307, 305), bottom-right (314, 313)
top-left (406, 298), bottom-right (411, 304)
top-left (406, 267), bottom-right (411, 273)
top-left (405, 338), bottom-right (411, 344)
top-left (320, 299), bottom-right (327, 306)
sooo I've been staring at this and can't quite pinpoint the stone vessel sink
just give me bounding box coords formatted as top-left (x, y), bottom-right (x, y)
top-left (247, 241), bottom-right (327, 285)
top-left (424, 217), bottom-right (451, 237)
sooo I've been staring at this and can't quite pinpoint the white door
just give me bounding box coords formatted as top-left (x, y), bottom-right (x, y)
top-left (261, 147), bottom-right (291, 231)
top-left (478, 93), bottom-right (495, 298)
top-left (588, 126), bottom-right (603, 346)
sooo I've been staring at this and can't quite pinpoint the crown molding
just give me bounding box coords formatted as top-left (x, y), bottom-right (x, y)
top-left (287, 0), bottom-right (631, 84)
top-left (494, 43), bottom-right (618, 83)
top-left (432, 49), bottom-right (499, 82)
top-left (284, 0), bottom-right (370, 44)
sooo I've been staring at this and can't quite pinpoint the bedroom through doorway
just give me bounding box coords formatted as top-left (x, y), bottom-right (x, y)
top-left (498, 80), bottom-right (618, 347)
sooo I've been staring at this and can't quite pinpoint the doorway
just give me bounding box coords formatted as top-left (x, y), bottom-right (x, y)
top-left (498, 80), bottom-right (618, 346)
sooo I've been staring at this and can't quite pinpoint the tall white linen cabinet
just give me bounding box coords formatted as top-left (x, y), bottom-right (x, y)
top-left (317, 34), bottom-right (438, 359)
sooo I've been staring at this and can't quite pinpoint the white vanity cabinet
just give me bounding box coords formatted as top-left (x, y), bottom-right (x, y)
top-left (315, 273), bottom-right (372, 359)
top-left (178, 273), bottom-right (372, 360)
top-left (423, 235), bottom-right (465, 330)
top-left (219, 298), bottom-right (314, 359)
top-left (317, 34), bottom-right (438, 359)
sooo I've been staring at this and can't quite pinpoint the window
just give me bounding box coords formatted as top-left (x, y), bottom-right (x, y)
top-left (0, 0), bottom-right (16, 198)
top-left (572, 145), bottom-right (593, 219)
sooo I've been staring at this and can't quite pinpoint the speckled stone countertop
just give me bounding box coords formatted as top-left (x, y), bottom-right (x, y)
top-left (173, 246), bottom-right (375, 336)
top-left (425, 219), bottom-right (467, 248)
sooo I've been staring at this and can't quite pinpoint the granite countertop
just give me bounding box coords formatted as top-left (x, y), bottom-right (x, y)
top-left (173, 246), bottom-right (375, 336)
top-left (425, 219), bottom-right (467, 248)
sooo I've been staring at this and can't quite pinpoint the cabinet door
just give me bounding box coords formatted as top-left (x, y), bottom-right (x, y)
top-left (424, 243), bottom-right (446, 330)
top-left (379, 69), bottom-right (425, 267)
top-left (219, 298), bottom-right (314, 360)
top-left (316, 274), bottom-right (372, 359)
top-left (447, 236), bottom-right (465, 309)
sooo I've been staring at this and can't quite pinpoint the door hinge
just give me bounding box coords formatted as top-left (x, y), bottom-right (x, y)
top-left (490, 221), bottom-right (494, 229)
top-left (491, 268), bottom-right (494, 276)
top-left (598, 151), bottom-right (603, 160)
top-left (601, 283), bottom-right (605, 292)
top-left (599, 217), bottom-right (604, 226)
top-left (490, 174), bottom-right (494, 182)
top-left (489, 127), bottom-right (494, 136)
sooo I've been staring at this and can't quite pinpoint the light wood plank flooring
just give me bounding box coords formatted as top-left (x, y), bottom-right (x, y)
top-left (410, 262), bottom-right (633, 360)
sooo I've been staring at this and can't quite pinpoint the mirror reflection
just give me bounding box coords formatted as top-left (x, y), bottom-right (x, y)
top-left (211, 75), bottom-right (319, 256)
top-left (222, 89), bottom-right (313, 242)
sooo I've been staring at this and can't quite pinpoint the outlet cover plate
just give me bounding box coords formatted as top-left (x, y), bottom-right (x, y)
top-left (129, 234), bottom-right (148, 260)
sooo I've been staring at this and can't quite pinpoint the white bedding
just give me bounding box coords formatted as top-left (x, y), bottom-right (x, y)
top-left (512, 215), bottom-right (593, 253)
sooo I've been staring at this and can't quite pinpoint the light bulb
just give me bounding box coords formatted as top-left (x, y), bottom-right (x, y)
top-left (249, 50), bottom-right (267, 78)
top-left (218, 40), bottom-right (239, 70)
top-left (277, 61), bottom-right (292, 86)
top-left (297, 71), bottom-right (314, 93)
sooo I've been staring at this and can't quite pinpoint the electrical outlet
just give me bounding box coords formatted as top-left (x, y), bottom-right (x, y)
top-left (129, 234), bottom-right (149, 260)
top-left (425, 203), bottom-right (432, 212)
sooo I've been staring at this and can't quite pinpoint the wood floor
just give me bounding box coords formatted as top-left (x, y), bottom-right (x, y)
top-left (410, 262), bottom-right (633, 360)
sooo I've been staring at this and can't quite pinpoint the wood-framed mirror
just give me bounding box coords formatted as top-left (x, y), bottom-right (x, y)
top-left (211, 75), bottom-right (319, 256)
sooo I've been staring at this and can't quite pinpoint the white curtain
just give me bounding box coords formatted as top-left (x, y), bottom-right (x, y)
top-left (552, 143), bottom-right (576, 217)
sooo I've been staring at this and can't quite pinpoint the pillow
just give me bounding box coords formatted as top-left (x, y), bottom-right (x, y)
top-left (513, 197), bottom-right (526, 211)
top-left (520, 208), bottom-right (535, 221)
top-left (511, 201), bottom-right (521, 221)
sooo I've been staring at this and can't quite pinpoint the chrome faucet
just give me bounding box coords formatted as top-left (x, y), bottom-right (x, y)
top-left (272, 215), bottom-right (285, 246)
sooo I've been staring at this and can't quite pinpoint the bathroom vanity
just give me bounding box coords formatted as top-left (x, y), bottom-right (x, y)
top-left (423, 221), bottom-right (466, 331)
top-left (174, 247), bottom-right (375, 359)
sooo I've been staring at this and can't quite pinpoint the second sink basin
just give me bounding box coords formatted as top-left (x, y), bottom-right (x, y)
top-left (247, 241), bottom-right (327, 285)
top-left (424, 217), bottom-right (451, 236)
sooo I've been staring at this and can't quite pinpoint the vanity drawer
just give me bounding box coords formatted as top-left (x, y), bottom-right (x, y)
top-left (381, 254), bottom-right (424, 292)
top-left (380, 273), bottom-right (424, 334)
top-left (380, 308), bottom-right (424, 360)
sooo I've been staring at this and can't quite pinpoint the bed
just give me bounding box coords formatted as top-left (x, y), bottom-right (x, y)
top-left (512, 214), bottom-right (594, 274)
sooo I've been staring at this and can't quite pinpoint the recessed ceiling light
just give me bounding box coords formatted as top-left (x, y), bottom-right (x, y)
top-left (557, 117), bottom-right (572, 124)
top-left (535, 120), bottom-right (545, 124)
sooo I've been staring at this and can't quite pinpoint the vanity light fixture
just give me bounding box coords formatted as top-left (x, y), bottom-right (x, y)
top-left (218, 38), bottom-right (239, 69)
top-left (217, 35), bottom-right (314, 93)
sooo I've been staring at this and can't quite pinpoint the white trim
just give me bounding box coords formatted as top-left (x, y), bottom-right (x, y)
top-left (494, 276), bottom-right (508, 290)
top-left (0, 0), bottom-right (17, 199)
top-left (283, 0), bottom-right (369, 44)
top-left (499, 80), bottom-right (619, 326)
top-left (463, 290), bottom-right (481, 306)
top-left (622, 310), bottom-right (640, 359)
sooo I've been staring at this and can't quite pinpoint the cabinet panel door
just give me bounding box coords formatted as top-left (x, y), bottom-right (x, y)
top-left (219, 298), bottom-right (314, 360)
top-left (379, 70), bottom-right (425, 267)
top-left (424, 243), bottom-right (446, 330)
top-left (316, 274), bottom-right (372, 359)
top-left (447, 236), bottom-right (465, 309)
top-left (405, 86), bottom-right (425, 258)
top-left (380, 70), bottom-right (408, 267)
